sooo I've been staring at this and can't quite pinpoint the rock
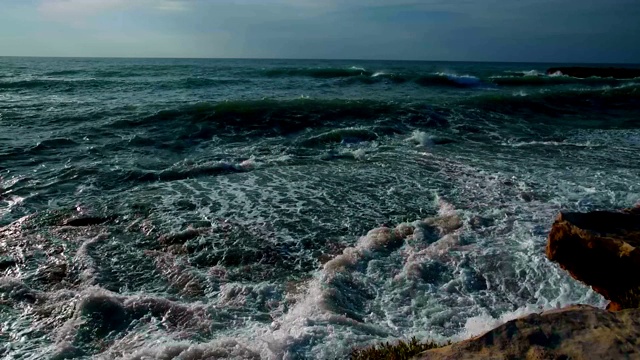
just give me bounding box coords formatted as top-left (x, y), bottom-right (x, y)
top-left (469, 216), bottom-right (493, 229)
top-left (625, 205), bottom-right (640, 215)
top-left (546, 211), bottom-right (640, 310)
top-left (546, 67), bottom-right (640, 79)
top-left (0, 256), bottom-right (16, 270)
top-left (417, 305), bottom-right (640, 360)
top-left (76, 295), bottom-right (129, 340)
top-left (63, 215), bottom-right (117, 227)
top-left (158, 227), bottom-right (208, 246)
top-left (519, 192), bottom-right (534, 202)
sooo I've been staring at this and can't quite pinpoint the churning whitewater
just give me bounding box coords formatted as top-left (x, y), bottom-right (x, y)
top-left (1, 58), bottom-right (639, 359)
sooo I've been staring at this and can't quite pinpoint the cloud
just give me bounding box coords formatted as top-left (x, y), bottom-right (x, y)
top-left (15, 0), bottom-right (640, 61)
top-left (38, 0), bottom-right (189, 19)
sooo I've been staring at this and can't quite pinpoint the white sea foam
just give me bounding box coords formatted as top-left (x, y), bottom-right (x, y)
top-left (74, 233), bottom-right (109, 284)
top-left (522, 70), bottom-right (543, 76)
top-left (407, 130), bottom-right (432, 147)
top-left (0, 195), bottom-right (24, 219)
top-left (239, 157), bottom-right (257, 170)
top-left (503, 140), bottom-right (595, 147)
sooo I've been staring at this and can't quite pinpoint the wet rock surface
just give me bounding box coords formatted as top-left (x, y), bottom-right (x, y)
top-left (546, 209), bottom-right (640, 310)
top-left (417, 305), bottom-right (640, 360)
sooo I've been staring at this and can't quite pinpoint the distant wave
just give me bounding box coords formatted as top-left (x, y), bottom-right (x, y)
top-left (503, 70), bottom-right (545, 77)
top-left (158, 77), bottom-right (246, 89)
top-left (107, 99), bottom-right (451, 140)
top-left (416, 73), bottom-right (485, 88)
top-left (9, 66), bottom-right (629, 93)
top-left (122, 161), bottom-right (252, 183)
top-left (463, 83), bottom-right (640, 117)
top-left (105, 83), bottom-right (640, 139)
top-left (0, 76), bottom-right (245, 91)
top-left (262, 66), bottom-right (487, 88)
top-left (342, 72), bottom-right (487, 88)
top-left (490, 75), bottom-right (627, 87)
top-left (264, 67), bottom-right (374, 78)
top-left (92, 70), bottom-right (136, 78)
top-left (502, 140), bottom-right (599, 148)
top-left (0, 78), bottom-right (117, 90)
top-left (258, 65), bottom-right (639, 90)
top-left (42, 70), bottom-right (86, 76)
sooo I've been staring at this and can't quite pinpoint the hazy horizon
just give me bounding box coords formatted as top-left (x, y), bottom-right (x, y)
top-left (2, 56), bottom-right (640, 65)
top-left (1, 0), bottom-right (639, 63)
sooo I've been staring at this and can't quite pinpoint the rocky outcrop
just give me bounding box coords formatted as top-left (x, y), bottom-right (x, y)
top-left (546, 210), bottom-right (640, 310)
top-left (546, 67), bottom-right (640, 79)
top-left (417, 305), bottom-right (640, 360)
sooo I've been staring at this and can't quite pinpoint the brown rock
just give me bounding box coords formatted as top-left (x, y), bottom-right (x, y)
top-left (417, 305), bottom-right (640, 360)
top-left (625, 205), bottom-right (640, 215)
top-left (546, 211), bottom-right (640, 309)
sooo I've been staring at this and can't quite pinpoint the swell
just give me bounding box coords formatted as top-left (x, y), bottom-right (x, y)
top-left (159, 77), bottom-right (246, 89)
top-left (340, 72), bottom-right (484, 88)
top-left (43, 69), bottom-right (86, 76)
top-left (415, 73), bottom-right (484, 88)
top-left (31, 138), bottom-right (79, 152)
top-left (463, 84), bottom-right (640, 121)
top-left (0, 76), bottom-right (243, 91)
top-left (265, 68), bottom-right (486, 88)
top-left (264, 67), bottom-right (374, 78)
top-left (261, 65), bottom-right (638, 89)
top-left (490, 75), bottom-right (631, 87)
top-left (109, 84), bottom-right (640, 136)
top-left (120, 161), bottom-right (251, 183)
top-left (0, 78), bottom-right (118, 90)
top-left (348, 73), bottom-right (636, 88)
top-left (109, 99), bottom-right (449, 137)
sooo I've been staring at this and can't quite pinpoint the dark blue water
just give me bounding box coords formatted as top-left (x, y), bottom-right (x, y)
top-left (1, 57), bottom-right (639, 359)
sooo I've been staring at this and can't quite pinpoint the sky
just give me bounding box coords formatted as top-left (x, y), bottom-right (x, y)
top-left (0, 0), bottom-right (639, 62)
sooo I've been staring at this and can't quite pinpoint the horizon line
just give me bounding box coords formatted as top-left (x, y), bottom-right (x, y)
top-left (1, 55), bottom-right (639, 65)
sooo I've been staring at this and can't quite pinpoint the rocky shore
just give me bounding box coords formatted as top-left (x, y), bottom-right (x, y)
top-left (415, 206), bottom-right (640, 360)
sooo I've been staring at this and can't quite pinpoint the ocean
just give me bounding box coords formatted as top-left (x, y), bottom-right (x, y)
top-left (0, 57), bottom-right (639, 359)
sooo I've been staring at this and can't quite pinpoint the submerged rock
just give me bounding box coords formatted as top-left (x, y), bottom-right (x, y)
top-left (546, 67), bottom-right (640, 79)
top-left (0, 256), bottom-right (16, 270)
top-left (418, 305), bottom-right (640, 359)
top-left (546, 210), bottom-right (640, 310)
top-left (63, 215), bottom-right (117, 227)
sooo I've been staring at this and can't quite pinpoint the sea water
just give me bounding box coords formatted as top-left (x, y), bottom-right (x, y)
top-left (1, 57), bottom-right (639, 359)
